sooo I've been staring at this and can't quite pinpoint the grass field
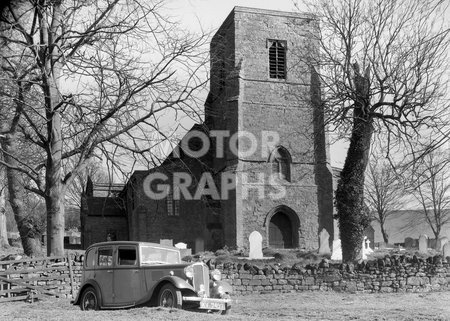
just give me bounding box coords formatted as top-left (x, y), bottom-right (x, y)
top-left (1, 291), bottom-right (449, 321)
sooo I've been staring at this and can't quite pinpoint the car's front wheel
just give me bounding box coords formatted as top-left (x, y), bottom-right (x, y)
top-left (157, 283), bottom-right (182, 309)
top-left (80, 286), bottom-right (99, 311)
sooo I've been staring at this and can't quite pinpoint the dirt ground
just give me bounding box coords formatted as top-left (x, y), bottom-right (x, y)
top-left (1, 291), bottom-right (449, 321)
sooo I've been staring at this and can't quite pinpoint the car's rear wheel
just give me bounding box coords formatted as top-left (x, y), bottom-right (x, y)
top-left (80, 286), bottom-right (99, 311)
top-left (157, 283), bottom-right (182, 309)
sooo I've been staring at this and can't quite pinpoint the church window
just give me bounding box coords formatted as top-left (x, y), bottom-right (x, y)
top-left (270, 146), bottom-right (291, 182)
top-left (268, 40), bottom-right (286, 79)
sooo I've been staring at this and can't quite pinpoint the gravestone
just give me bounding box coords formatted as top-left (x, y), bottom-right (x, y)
top-left (419, 234), bottom-right (428, 254)
top-left (428, 238), bottom-right (437, 250)
top-left (318, 228), bottom-right (331, 255)
top-left (249, 231), bottom-right (263, 259)
top-left (361, 237), bottom-right (368, 260)
top-left (365, 237), bottom-right (373, 254)
top-left (175, 242), bottom-right (187, 249)
top-left (364, 225), bottom-right (375, 251)
top-left (331, 239), bottom-right (342, 261)
top-left (404, 237), bottom-right (415, 249)
top-left (437, 237), bottom-right (449, 251)
top-left (160, 239), bottom-right (173, 247)
top-left (195, 237), bottom-right (204, 253)
top-left (443, 242), bottom-right (450, 258)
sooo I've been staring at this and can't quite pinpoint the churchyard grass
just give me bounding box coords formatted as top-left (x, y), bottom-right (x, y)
top-left (1, 291), bottom-right (449, 320)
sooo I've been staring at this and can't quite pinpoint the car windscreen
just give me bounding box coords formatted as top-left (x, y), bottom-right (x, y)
top-left (140, 246), bottom-right (180, 265)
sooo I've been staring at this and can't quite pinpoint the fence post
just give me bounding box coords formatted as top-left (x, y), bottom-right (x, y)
top-left (67, 254), bottom-right (74, 298)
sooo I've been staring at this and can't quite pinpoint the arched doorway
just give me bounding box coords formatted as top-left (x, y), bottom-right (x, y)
top-left (265, 205), bottom-right (299, 248)
top-left (269, 212), bottom-right (293, 248)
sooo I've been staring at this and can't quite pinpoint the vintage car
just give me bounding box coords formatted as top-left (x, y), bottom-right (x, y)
top-left (73, 241), bottom-right (232, 314)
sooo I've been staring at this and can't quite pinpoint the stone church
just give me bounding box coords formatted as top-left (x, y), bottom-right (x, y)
top-left (81, 7), bottom-right (335, 253)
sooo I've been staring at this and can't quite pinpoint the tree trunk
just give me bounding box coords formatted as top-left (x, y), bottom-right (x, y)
top-left (380, 224), bottom-right (389, 244)
top-left (1, 136), bottom-right (43, 256)
top-left (0, 186), bottom-right (9, 248)
top-left (41, 0), bottom-right (65, 257)
top-left (45, 112), bottom-right (65, 256)
top-left (335, 66), bottom-right (373, 262)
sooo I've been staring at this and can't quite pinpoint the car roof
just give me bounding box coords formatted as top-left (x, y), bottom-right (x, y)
top-left (86, 241), bottom-right (180, 251)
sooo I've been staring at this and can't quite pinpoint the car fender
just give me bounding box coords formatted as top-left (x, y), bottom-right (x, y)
top-left (135, 275), bottom-right (196, 306)
top-left (73, 279), bottom-right (103, 306)
top-left (153, 275), bottom-right (196, 292)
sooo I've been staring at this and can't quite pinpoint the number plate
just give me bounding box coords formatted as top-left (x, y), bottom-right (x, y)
top-left (200, 300), bottom-right (226, 310)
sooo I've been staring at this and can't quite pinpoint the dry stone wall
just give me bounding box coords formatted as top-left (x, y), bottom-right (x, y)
top-left (0, 254), bottom-right (83, 300)
top-left (218, 255), bottom-right (450, 295)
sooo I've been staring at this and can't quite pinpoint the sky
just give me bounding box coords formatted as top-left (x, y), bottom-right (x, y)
top-left (167, 0), bottom-right (349, 167)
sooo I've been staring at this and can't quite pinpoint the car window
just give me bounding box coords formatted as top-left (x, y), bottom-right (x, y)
top-left (140, 245), bottom-right (180, 264)
top-left (85, 248), bottom-right (96, 268)
top-left (118, 246), bottom-right (137, 266)
top-left (98, 247), bottom-right (113, 266)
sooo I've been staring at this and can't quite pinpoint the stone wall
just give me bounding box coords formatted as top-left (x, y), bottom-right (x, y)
top-left (218, 255), bottom-right (450, 295)
top-left (0, 254), bottom-right (83, 300)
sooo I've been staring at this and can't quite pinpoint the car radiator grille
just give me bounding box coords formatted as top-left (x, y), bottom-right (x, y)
top-left (192, 263), bottom-right (210, 297)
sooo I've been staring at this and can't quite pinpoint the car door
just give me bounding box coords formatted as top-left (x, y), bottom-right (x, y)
top-left (113, 245), bottom-right (144, 305)
top-left (95, 246), bottom-right (114, 306)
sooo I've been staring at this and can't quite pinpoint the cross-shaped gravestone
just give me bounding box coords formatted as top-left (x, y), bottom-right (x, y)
top-left (419, 234), bottom-right (428, 254)
top-left (318, 228), bottom-right (331, 255)
top-left (365, 237), bottom-right (373, 254)
top-left (249, 231), bottom-right (263, 259)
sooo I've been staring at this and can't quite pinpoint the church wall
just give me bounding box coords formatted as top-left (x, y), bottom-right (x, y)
top-left (226, 8), bottom-right (331, 250)
top-left (126, 158), bottom-right (223, 252)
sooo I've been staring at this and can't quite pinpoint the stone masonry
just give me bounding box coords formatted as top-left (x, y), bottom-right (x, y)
top-left (82, 7), bottom-right (335, 253)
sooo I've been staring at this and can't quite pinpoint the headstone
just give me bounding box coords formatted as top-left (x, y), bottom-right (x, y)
top-left (419, 234), bottom-right (428, 254)
top-left (160, 239), bottom-right (173, 247)
top-left (404, 237), bottom-right (415, 249)
top-left (175, 242), bottom-right (187, 249)
top-left (437, 237), bottom-right (449, 251)
top-left (331, 239), bottom-right (342, 261)
top-left (318, 228), bottom-right (331, 255)
top-left (249, 231), bottom-right (263, 259)
top-left (195, 237), bottom-right (204, 253)
top-left (365, 237), bottom-right (373, 254)
top-left (428, 238), bottom-right (437, 250)
top-left (443, 242), bottom-right (450, 258)
top-left (361, 237), bottom-right (367, 260)
top-left (364, 225), bottom-right (375, 251)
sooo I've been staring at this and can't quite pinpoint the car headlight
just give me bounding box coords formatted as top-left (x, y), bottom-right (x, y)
top-left (184, 265), bottom-right (194, 279)
top-left (210, 269), bottom-right (221, 281)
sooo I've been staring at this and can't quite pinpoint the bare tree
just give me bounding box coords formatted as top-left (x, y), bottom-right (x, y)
top-left (301, 0), bottom-right (450, 261)
top-left (0, 165), bottom-right (9, 248)
top-left (406, 149), bottom-right (450, 243)
top-left (65, 161), bottom-right (108, 210)
top-left (0, 0), bottom-right (209, 256)
top-left (365, 153), bottom-right (405, 243)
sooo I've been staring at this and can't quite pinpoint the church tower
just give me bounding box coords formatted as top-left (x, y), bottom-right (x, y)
top-left (205, 7), bottom-right (334, 250)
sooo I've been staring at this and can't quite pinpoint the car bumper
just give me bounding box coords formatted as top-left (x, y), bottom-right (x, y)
top-left (182, 296), bottom-right (232, 311)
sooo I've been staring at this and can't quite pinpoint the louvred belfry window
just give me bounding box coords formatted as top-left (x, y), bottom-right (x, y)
top-left (268, 40), bottom-right (286, 79)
